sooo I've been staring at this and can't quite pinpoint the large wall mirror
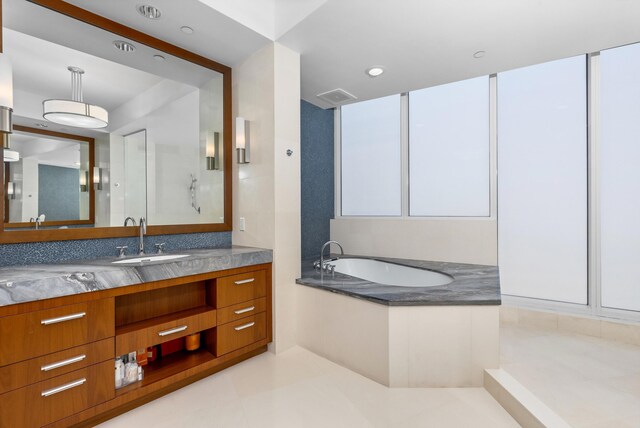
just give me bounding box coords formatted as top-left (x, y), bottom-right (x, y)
top-left (0, 0), bottom-right (232, 243)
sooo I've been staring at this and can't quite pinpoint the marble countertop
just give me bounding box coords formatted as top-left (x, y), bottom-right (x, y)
top-left (0, 246), bottom-right (272, 307)
top-left (296, 255), bottom-right (500, 306)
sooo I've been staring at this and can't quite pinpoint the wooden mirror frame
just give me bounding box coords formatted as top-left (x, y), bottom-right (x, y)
top-left (0, 0), bottom-right (232, 243)
top-left (4, 125), bottom-right (95, 229)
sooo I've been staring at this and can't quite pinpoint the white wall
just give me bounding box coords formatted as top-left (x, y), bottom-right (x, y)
top-left (331, 218), bottom-right (497, 265)
top-left (19, 158), bottom-right (39, 222)
top-left (108, 134), bottom-right (125, 226)
top-left (94, 134), bottom-right (110, 227)
top-left (233, 42), bottom-right (301, 353)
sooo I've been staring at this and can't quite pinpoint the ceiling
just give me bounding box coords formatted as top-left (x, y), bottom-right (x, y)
top-left (8, 0), bottom-right (640, 109)
top-left (5, 28), bottom-right (163, 112)
top-left (10, 132), bottom-right (82, 169)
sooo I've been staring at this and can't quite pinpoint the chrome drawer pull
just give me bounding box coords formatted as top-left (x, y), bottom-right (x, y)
top-left (234, 322), bottom-right (255, 331)
top-left (41, 378), bottom-right (86, 397)
top-left (41, 354), bottom-right (86, 372)
top-left (234, 278), bottom-right (255, 285)
top-left (234, 306), bottom-right (255, 315)
top-left (41, 312), bottom-right (86, 325)
top-left (158, 325), bottom-right (188, 337)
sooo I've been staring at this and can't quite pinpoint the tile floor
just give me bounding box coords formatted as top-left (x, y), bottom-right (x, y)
top-left (99, 346), bottom-right (519, 428)
top-left (500, 323), bottom-right (640, 428)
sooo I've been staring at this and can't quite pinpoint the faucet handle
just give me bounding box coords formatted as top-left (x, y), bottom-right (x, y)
top-left (116, 246), bottom-right (128, 258)
top-left (155, 243), bottom-right (166, 254)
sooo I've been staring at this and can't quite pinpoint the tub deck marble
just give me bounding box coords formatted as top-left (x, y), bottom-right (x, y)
top-left (0, 246), bottom-right (272, 307)
top-left (296, 255), bottom-right (500, 306)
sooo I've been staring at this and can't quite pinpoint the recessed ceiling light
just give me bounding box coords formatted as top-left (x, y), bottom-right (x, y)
top-left (153, 54), bottom-right (165, 61)
top-left (180, 26), bottom-right (194, 35)
top-left (365, 66), bottom-right (385, 78)
top-left (113, 40), bottom-right (136, 53)
top-left (137, 4), bottom-right (162, 19)
top-left (34, 123), bottom-right (48, 128)
top-left (473, 51), bottom-right (486, 59)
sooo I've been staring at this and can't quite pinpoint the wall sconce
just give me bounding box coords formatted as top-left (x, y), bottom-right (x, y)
top-left (93, 166), bottom-right (103, 190)
top-left (79, 169), bottom-right (89, 192)
top-left (6, 181), bottom-right (15, 200)
top-left (0, 53), bottom-right (13, 135)
top-left (206, 131), bottom-right (220, 171)
top-left (0, 53), bottom-right (17, 155)
top-left (236, 117), bottom-right (250, 164)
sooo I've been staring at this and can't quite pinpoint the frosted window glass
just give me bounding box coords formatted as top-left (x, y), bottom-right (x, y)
top-left (600, 43), bottom-right (640, 312)
top-left (409, 76), bottom-right (490, 216)
top-left (341, 95), bottom-right (401, 216)
top-left (497, 56), bottom-right (587, 304)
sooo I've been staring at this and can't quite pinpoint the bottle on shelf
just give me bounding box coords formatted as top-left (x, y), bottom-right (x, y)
top-left (124, 352), bottom-right (139, 385)
top-left (115, 357), bottom-right (124, 389)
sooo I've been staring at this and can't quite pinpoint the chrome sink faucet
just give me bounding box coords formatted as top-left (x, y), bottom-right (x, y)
top-left (315, 240), bottom-right (344, 275)
top-left (138, 217), bottom-right (146, 255)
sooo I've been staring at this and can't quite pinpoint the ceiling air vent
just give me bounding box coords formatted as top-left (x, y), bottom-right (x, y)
top-left (316, 88), bottom-right (357, 105)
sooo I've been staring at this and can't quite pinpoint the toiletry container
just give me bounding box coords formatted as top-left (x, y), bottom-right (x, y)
top-left (185, 332), bottom-right (201, 351)
top-left (115, 357), bottom-right (124, 388)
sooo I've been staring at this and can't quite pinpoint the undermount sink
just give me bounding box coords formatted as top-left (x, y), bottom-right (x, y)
top-left (112, 254), bottom-right (190, 264)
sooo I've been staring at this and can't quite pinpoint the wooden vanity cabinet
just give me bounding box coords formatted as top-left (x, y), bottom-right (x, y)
top-left (0, 263), bottom-right (272, 428)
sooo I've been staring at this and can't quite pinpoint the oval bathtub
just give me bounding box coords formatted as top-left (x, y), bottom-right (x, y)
top-left (330, 258), bottom-right (453, 287)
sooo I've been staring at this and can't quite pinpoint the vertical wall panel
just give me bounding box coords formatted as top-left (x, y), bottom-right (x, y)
top-left (600, 44), bottom-right (640, 312)
top-left (498, 56), bottom-right (588, 304)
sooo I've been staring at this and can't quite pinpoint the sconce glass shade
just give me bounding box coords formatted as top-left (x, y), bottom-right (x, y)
top-left (0, 53), bottom-right (14, 134)
top-left (235, 117), bottom-right (250, 164)
top-left (93, 166), bottom-right (103, 190)
top-left (79, 169), bottom-right (89, 192)
top-left (3, 149), bottom-right (19, 162)
top-left (206, 131), bottom-right (220, 170)
top-left (6, 181), bottom-right (15, 199)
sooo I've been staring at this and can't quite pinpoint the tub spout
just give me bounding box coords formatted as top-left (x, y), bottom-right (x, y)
top-left (317, 240), bottom-right (344, 276)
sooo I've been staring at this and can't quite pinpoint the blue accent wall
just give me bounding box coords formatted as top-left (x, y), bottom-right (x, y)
top-left (301, 100), bottom-right (334, 259)
top-left (0, 232), bottom-right (231, 267)
top-left (38, 165), bottom-right (80, 221)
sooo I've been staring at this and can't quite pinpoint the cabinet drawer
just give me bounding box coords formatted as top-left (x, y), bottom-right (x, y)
top-left (0, 360), bottom-right (114, 428)
top-left (0, 338), bottom-right (113, 395)
top-left (115, 307), bottom-right (217, 355)
top-left (217, 297), bottom-right (267, 325)
top-left (0, 299), bottom-right (114, 367)
top-left (216, 270), bottom-right (267, 308)
top-left (216, 312), bottom-right (267, 356)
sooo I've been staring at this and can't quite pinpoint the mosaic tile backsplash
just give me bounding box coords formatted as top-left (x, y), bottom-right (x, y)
top-left (0, 232), bottom-right (231, 267)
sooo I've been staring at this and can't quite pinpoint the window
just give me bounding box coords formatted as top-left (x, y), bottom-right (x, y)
top-left (600, 43), bottom-right (640, 312)
top-left (497, 56), bottom-right (588, 304)
top-left (341, 94), bottom-right (401, 216)
top-left (409, 76), bottom-right (490, 216)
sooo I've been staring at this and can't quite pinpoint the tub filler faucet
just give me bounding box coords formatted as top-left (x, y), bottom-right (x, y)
top-left (138, 217), bottom-right (147, 255)
top-left (315, 240), bottom-right (344, 276)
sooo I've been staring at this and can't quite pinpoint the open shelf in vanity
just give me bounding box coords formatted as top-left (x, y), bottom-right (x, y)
top-left (110, 265), bottom-right (271, 403)
top-left (113, 281), bottom-right (219, 396)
